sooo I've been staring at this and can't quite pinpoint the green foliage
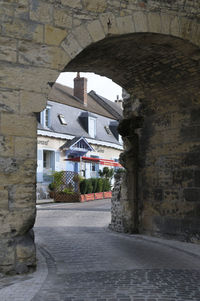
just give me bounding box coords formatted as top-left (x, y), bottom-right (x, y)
top-left (96, 178), bottom-right (103, 192)
top-left (80, 179), bottom-right (88, 194)
top-left (87, 179), bottom-right (93, 194)
top-left (52, 171), bottom-right (65, 191)
top-left (63, 187), bottom-right (73, 194)
top-left (91, 178), bottom-right (98, 193)
top-left (102, 178), bottom-right (111, 192)
top-left (99, 167), bottom-right (114, 180)
top-left (79, 176), bottom-right (112, 194)
top-left (115, 168), bottom-right (125, 175)
top-left (48, 182), bottom-right (55, 191)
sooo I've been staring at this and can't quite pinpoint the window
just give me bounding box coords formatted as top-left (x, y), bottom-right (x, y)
top-left (118, 134), bottom-right (123, 144)
top-left (104, 125), bottom-right (111, 135)
top-left (41, 105), bottom-right (51, 128)
top-left (58, 114), bottom-right (67, 125)
top-left (89, 117), bottom-right (96, 138)
top-left (43, 150), bottom-right (55, 182)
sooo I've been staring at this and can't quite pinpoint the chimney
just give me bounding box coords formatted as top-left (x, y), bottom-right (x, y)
top-left (73, 72), bottom-right (88, 106)
top-left (115, 95), bottom-right (123, 109)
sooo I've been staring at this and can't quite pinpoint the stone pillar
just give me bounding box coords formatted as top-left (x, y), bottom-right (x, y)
top-left (0, 90), bottom-right (47, 274)
top-left (114, 114), bottom-right (143, 233)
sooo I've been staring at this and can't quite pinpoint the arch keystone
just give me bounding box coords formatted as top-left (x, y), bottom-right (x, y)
top-left (116, 15), bottom-right (135, 35)
top-left (61, 33), bottom-right (83, 59)
top-left (148, 12), bottom-right (161, 33)
top-left (73, 25), bottom-right (92, 49)
top-left (133, 11), bottom-right (148, 32)
top-left (170, 16), bottom-right (180, 37)
top-left (87, 20), bottom-right (105, 42)
top-left (99, 13), bottom-right (119, 35)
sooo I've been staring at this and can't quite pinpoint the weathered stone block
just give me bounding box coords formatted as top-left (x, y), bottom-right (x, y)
top-left (45, 25), bottom-right (67, 46)
top-left (116, 16), bottom-right (135, 35)
top-left (1, 63), bottom-right (59, 93)
top-left (15, 137), bottom-right (36, 158)
top-left (16, 231), bottom-right (36, 271)
top-left (170, 16), bottom-right (180, 37)
top-left (62, 33), bottom-right (83, 58)
top-left (14, 0), bottom-right (29, 20)
top-left (133, 11), bottom-right (148, 32)
top-left (0, 36), bottom-right (17, 63)
top-left (73, 25), bottom-right (92, 48)
top-left (20, 90), bottom-right (46, 114)
top-left (87, 20), bottom-right (105, 42)
top-left (53, 8), bottom-right (72, 28)
top-left (10, 184), bottom-right (35, 209)
top-left (184, 188), bottom-right (200, 202)
top-left (0, 136), bottom-right (14, 157)
top-left (30, 0), bottom-right (53, 23)
top-left (0, 186), bottom-right (8, 210)
top-left (0, 238), bottom-right (15, 272)
top-left (100, 13), bottom-right (118, 35)
top-left (18, 40), bottom-right (70, 70)
top-left (194, 170), bottom-right (200, 187)
top-left (148, 12), bottom-right (161, 33)
top-left (3, 19), bottom-right (43, 43)
top-left (61, 0), bottom-right (82, 9)
top-left (83, 0), bottom-right (107, 12)
top-left (0, 89), bottom-right (20, 113)
top-left (1, 113), bottom-right (37, 137)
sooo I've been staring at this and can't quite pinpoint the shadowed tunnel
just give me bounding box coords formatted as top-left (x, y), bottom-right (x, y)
top-left (66, 33), bottom-right (200, 241)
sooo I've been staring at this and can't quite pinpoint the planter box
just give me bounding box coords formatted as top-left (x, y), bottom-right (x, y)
top-left (95, 192), bottom-right (104, 200)
top-left (54, 192), bottom-right (79, 203)
top-left (80, 192), bottom-right (112, 202)
top-left (84, 193), bottom-right (95, 201)
top-left (103, 191), bottom-right (112, 199)
top-left (80, 194), bottom-right (85, 202)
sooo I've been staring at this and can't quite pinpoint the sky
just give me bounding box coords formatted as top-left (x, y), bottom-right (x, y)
top-left (56, 72), bottom-right (122, 102)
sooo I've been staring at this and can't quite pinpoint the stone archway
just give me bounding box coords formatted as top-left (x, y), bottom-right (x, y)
top-left (1, 0), bottom-right (200, 274)
top-left (65, 32), bottom-right (200, 241)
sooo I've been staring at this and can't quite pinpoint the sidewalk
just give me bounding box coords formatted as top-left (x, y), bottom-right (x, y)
top-left (1, 199), bottom-right (200, 301)
top-left (36, 198), bottom-right (54, 205)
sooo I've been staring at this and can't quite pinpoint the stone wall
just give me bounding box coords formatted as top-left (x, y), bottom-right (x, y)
top-left (110, 173), bottom-right (128, 233)
top-left (1, 0), bottom-right (200, 273)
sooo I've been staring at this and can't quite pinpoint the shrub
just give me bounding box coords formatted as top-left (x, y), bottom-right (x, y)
top-left (52, 171), bottom-right (65, 191)
top-left (80, 179), bottom-right (88, 194)
top-left (102, 178), bottom-right (111, 192)
top-left (91, 178), bottom-right (98, 193)
top-left (48, 182), bottom-right (55, 191)
top-left (63, 188), bottom-right (73, 194)
top-left (96, 178), bottom-right (103, 192)
top-left (87, 179), bottom-right (93, 194)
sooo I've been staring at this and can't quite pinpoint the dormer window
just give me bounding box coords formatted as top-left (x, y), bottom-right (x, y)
top-left (104, 125), bottom-right (111, 135)
top-left (89, 117), bottom-right (96, 138)
top-left (41, 105), bottom-right (51, 128)
top-left (58, 114), bottom-right (67, 125)
top-left (118, 134), bottom-right (123, 144)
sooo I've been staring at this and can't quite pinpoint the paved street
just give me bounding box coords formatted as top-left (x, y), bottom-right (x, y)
top-left (1, 199), bottom-right (200, 301)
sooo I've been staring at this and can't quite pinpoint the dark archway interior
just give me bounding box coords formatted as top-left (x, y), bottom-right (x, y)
top-left (66, 33), bottom-right (200, 100)
top-left (66, 33), bottom-right (200, 241)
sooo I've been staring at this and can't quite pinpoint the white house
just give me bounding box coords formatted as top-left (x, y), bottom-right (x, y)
top-left (37, 74), bottom-right (123, 198)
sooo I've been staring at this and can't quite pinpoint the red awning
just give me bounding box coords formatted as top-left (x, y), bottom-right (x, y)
top-left (65, 156), bottom-right (122, 167)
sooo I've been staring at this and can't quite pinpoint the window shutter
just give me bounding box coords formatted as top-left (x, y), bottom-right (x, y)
top-left (55, 151), bottom-right (60, 171)
top-left (37, 149), bottom-right (43, 182)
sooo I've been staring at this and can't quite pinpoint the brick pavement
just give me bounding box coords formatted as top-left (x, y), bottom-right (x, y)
top-left (1, 199), bottom-right (200, 301)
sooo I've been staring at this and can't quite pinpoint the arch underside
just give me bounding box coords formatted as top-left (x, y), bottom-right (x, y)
top-left (67, 33), bottom-right (200, 241)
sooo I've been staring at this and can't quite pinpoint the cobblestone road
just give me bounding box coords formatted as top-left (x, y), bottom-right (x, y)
top-left (1, 199), bottom-right (200, 301)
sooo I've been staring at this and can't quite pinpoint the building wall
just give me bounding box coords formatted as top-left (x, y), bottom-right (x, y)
top-left (37, 135), bottom-right (122, 198)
